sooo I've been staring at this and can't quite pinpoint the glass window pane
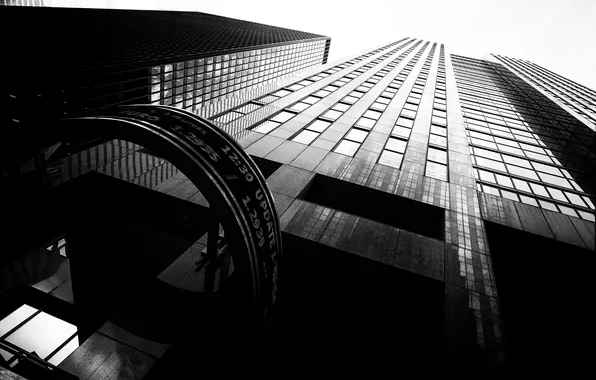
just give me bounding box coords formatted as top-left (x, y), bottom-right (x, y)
top-left (530, 183), bottom-right (549, 197)
top-left (293, 130), bottom-right (319, 145)
top-left (345, 129), bottom-right (368, 143)
top-left (428, 148), bottom-right (447, 164)
top-left (532, 162), bottom-right (562, 176)
top-left (501, 189), bottom-right (519, 201)
top-left (302, 96), bottom-right (320, 105)
top-left (5, 312), bottom-right (77, 360)
top-left (356, 117), bottom-right (376, 130)
top-left (392, 126), bottom-right (411, 139)
top-left (396, 117), bottom-right (414, 128)
top-left (429, 134), bottom-right (447, 148)
top-left (47, 336), bottom-right (79, 366)
top-left (512, 178), bottom-right (531, 192)
top-left (425, 161), bottom-right (448, 181)
top-left (506, 164), bottom-right (539, 180)
top-left (558, 205), bottom-right (578, 218)
top-left (378, 150), bottom-right (403, 169)
top-left (307, 120), bottom-right (332, 133)
top-left (519, 194), bottom-right (539, 207)
top-left (538, 200), bottom-right (558, 212)
top-left (477, 157), bottom-right (507, 172)
top-left (0, 305), bottom-right (38, 337)
top-left (271, 111), bottom-right (296, 123)
top-left (322, 109), bottom-right (343, 120)
top-left (578, 210), bottom-right (595, 222)
top-left (363, 110), bottom-right (382, 120)
top-left (335, 140), bottom-right (360, 156)
top-left (332, 103), bottom-right (350, 112)
top-left (431, 125), bottom-right (447, 137)
top-left (495, 174), bottom-right (513, 188)
top-left (253, 120), bottom-right (280, 134)
top-left (565, 192), bottom-right (587, 207)
top-left (385, 138), bottom-right (407, 153)
top-left (479, 169), bottom-right (496, 183)
top-left (273, 89), bottom-right (292, 97)
top-left (290, 102), bottom-right (310, 112)
top-left (537, 173), bottom-right (572, 189)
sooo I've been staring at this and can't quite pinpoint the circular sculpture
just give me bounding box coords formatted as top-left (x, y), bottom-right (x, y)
top-left (53, 104), bottom-right (282, 333)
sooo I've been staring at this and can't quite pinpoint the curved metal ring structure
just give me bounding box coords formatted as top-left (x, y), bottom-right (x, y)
top-left (53, 104), bottom-right (282, 330)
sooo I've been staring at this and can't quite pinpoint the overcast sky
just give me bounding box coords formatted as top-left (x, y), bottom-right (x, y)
top-left (50, 0), bottom-right (596, 90)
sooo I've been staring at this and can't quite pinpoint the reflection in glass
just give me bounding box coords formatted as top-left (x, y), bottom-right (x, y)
top-left (293, 130), bottom-right (319, 145)
top-left (335, 140), bottom-right (360, 156)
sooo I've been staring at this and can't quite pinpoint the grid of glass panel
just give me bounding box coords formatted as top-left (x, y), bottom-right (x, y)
top-left (211, 39), bottom-right (415, 127)
top-left (332, 41), bottom-right (429, 158)
top-left (452, 55), bottom-right (595, 221)
top-left (494, 55), bottom-right (596, 131)
top-left (150, 40), bottom-right (327, 109)
top-left (246, 40), bottom-right (419, 137)
top-left (374, 42), bottom-right (432, 166)
top-left (425, 44), bottom-right (449, 181)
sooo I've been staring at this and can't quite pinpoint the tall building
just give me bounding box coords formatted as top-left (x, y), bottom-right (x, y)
top-left (1, 36), bottom-right (594, 379)
top-left (198, 37), bottom-right (594, 378)
top-left (0, 6), bottom-right (330, 179)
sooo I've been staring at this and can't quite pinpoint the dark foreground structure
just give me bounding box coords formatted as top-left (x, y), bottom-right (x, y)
top-left (0, 22), bottom-right (594, 380)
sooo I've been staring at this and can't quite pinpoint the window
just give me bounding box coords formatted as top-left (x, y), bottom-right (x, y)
top-left (428, 148), bottom-right (448, 165)
top-left (335, 140), bottom-right (360, 156)
top-left (385, 138), bottom-right (407, 153)
top-left (363, 110), bottom-right (382, 120)
top-left (290, 102), bottom-right (310, 112)
top-left (396, 117), bottom-right (414, 128)
top-left (322, 109), bottom-right (343, 120)
top-left (378, 150), bottom-right (403, 168)
top-left (345, 128), bottom-right (368, 143)
top-left (401, 109), bottom-right (417, 119)
top-left (355, 117), bottom-right (376, 130)
top-left (308, 119), bottom-right (332, 133)
top-left (271, 111), bottom-right (296, 123)
top-left (506, 164), bottom-right (539, 180)
top-left (426, 161), bottom-right (448, 181)
top-left (253, 120), bottom-right (280, 134)
top-left (293, 130), bottom-right (319, 145)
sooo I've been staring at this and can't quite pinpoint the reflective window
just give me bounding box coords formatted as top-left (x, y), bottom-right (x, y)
top-left (293, 130), bottom-right (319, 145)
top-left (335, 140), bottom-right (360, 156)
top-left (355, 118), bottom-right (376, 130)
top-left (378, 150), bottom-right (403, 169)
top-left (506, 164), bottom-right (539, 180)
top-left (425, 161), bottom-right (448, 181)
top-left (4, 311), bottom-right (77, 361)
top-left (308, 120), bottom-right (332, 133)
top-left (322, 109), bottom-right (343, 120)
top-left (428, 147), bottom-right (448, 164)
top-left (332, 103), bottom-right (350, 112)
top-left (345, 128), bottom-right (368, 143)
top-left (271, 111), bottom-right (296, 123)
top-left (396, 117), bottom-right (414, 128)
top-left (385, 138), bottom-right (407, 153)
top-left (290, 102), bottom-right (310, 112)
top-left (253, 120), bottom-right (280, 134)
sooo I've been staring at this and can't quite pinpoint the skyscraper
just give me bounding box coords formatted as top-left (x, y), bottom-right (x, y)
top-left (0, 6), bottom-right (330, 180)
top-left (1, 35), bottom-right (594, 379)
top-left (197, 37), bottom-right (594, 378)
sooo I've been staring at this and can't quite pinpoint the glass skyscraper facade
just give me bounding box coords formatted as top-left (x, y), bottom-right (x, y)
top-left (493, 54), bottom-right (596, 131)
top-left (1, 31), bottom-right (594, 379)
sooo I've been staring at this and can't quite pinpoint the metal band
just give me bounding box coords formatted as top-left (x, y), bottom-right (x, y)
top-left (53, 105), bottom-right (282, 326)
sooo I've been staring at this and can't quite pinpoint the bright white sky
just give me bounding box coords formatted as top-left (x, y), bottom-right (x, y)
top-left (50, 0), bottom-right (596, 90)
